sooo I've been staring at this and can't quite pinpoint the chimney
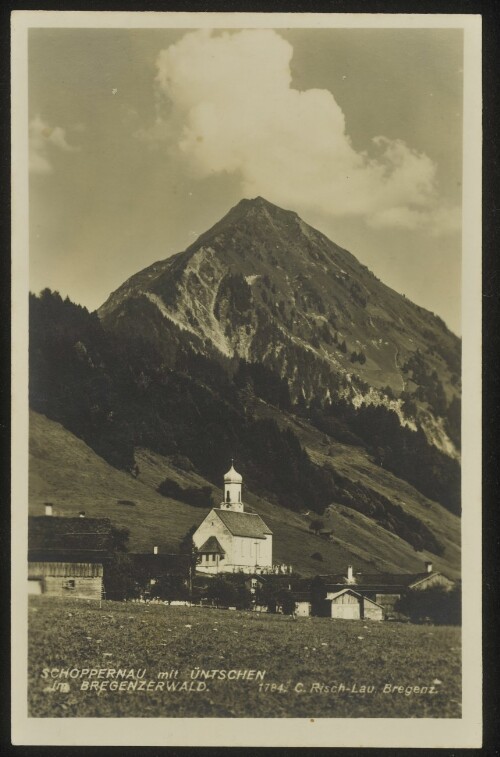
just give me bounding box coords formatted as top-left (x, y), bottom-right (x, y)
top-left (78, 511), bottom-right (85, 518)
top-left (44, 504), bottom-right (53, 517)
top-left (346, 565), bottom-right (354, 583)
top-left (153, 546), bottom-right (159, 555)
top-left (425, 561), bottom-right (433, 574)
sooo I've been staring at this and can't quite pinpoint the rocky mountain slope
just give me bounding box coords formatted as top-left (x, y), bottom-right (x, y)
top-left (100, 197), bottom-right (460, 458)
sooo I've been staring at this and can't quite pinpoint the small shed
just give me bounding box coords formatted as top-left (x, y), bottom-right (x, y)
top-left (326, 588), bottom-right (383, 621)
top-left (294, 592), bottom-right (312, 617)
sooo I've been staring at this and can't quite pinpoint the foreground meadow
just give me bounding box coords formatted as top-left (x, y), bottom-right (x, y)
top-left (28, 596), bottom-right (461, 718)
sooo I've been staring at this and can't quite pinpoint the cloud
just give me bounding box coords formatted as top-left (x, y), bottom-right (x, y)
top-left (150, 29), bottom-right (459, 235)
top-left (29, 115), bottom-right (79, 174)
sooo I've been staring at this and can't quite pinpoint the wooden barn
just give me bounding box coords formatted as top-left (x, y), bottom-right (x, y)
top-left (322, 562), bottom-right (454, 616)
top-left (326, 588), bottom-right (384, 621)
top-left (28, 512), bottom-right (113, 600)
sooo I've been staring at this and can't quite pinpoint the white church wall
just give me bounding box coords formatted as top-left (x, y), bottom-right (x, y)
top-left (230, 535), bottom-right (272, 570)
top-left (193, 511), bottom-right (273, 574)
top-left (193, 510), bottom-right (235, 568)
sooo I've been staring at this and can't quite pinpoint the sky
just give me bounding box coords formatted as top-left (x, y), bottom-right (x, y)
top-left (28, 26), bottom-right (463, 334)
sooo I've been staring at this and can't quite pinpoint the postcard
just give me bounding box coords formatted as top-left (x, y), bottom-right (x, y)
top-left (11, 10), bottom-right (482, 748)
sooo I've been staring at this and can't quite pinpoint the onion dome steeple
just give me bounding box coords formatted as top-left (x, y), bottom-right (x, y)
top-left (221, 460), bottom-right (244, 511)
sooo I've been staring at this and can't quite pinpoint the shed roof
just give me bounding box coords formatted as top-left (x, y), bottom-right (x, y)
top-left (293, 592), bottom-right (311, 602)
top-left (327, 588), bottom-right (384, 608)
top-left (214, 509), bottom-right (272, 538)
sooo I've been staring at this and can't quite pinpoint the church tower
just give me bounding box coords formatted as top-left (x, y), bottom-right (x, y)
top-left (221, 461), bottom-right (244, 512)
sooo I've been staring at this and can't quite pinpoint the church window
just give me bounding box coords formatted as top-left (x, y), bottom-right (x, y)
top-left (226, 491), bottom-right (230, 502)
top-left (238, 491), bottom-right (241, 502)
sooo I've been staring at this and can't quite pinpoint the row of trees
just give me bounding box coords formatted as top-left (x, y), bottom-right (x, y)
top-left (103, 526), bottom-right (460, 625)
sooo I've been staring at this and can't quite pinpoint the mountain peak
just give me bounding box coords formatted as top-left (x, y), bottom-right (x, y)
top-left (98, 196), bottom-right (461, 463)
top-left (234, 195), bottom-right (298, 216)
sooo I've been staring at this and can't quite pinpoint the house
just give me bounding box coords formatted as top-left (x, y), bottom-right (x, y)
top-left (321, 562), bottom-right (454, 616)
top-left (244, 574), bottom-right (266, 596)
top-left (193, 463), bottom-right (273, 574)
top-left (28, 508), bottom-right (112, 600)
top-left (326, 588), bottom-right (384, 621)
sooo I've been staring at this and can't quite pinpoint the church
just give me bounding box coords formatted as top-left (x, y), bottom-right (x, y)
top-left (193, 463), bottom-right (273, 574)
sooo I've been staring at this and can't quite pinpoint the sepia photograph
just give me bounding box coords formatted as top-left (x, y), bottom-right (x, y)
top-left (11, 11), bottom-right (482, 748)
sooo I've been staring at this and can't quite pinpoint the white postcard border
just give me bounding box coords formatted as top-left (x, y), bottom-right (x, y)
top-left (11, 10), bottom-right (482, 748)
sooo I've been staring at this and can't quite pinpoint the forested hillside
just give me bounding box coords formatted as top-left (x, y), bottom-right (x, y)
top-left (29, 289), bottom-right (460, 560)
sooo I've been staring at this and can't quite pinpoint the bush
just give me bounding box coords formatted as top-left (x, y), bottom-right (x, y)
top-left (311, 552), bottom-right (323, 561)
top-left (395, 585), bottom-right (461, 625)
top-left (205, 576), bottom-right (239, 608)
top-left (309, 519), bottom-right (325, 536)
top-left (157, 478), bottom-right (213, 508)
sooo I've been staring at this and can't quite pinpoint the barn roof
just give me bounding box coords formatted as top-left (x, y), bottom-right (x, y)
top-left (130, 553), bottom-right (191, 576)
top-left (28, 516), bottom-right (113, 563)
top-left (198, 536), bottom-right (225, 555)
top-left (322, 571), bottom-right (444, 590)
top-left (214, 509), bottom-right (272, 538)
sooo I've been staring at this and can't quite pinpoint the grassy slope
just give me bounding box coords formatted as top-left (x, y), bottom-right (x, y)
top-left (28, 596), bottom-right (461, 718)
top-left (29, 410), bottom-right (202, 552)
top-left (243, 398), bottom-right (461, 578)
top-left (29, 410), bottom-right (460, 578)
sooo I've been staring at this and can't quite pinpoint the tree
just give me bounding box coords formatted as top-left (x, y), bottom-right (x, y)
top-left (179, 525), bottom-right (200, 600)
top-left (309, 519), bottom-right (325, 536)
top-left (103, 526), bottom-right (138, 600)
top-left (395, 585), bottom-right (461, 625)
top-left (277, 588), bottom-right (296, 615)
top-left (206, 576), bottom-right (239, 608)
top-left (104, 551), bottom-right (138, 600)
top-left (151, 574), bottom-right (189, 602)
top-left (310, 575), bottom-right (327, 616)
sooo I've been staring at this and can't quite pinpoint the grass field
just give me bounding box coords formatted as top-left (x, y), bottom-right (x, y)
top-left (28, 596), bottom-right (461, 718)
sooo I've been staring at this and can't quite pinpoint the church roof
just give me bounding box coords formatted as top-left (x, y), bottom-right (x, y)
top-left (214, 509), bottom-right (272, 538)
top-left (198, 536), bottom-right (226, 555)
top-left (224, 464), bottom-right (242, 484)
